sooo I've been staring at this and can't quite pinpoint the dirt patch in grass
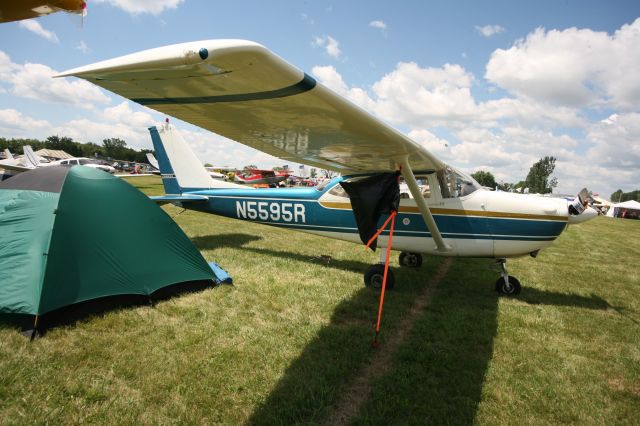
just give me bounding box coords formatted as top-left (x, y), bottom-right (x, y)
top-left (326, 257), bottom-right (453, 425)
top-left (609, 378), bottom-right (640, 397)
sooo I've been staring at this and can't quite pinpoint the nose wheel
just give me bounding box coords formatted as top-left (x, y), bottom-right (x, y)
top-left (495, 259), bottom-right (521, 295)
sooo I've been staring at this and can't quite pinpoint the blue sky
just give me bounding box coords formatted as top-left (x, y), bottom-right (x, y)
top-left (1, 0), bottom-right (639, 197)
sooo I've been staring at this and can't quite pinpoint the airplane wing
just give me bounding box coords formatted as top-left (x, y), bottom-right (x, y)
top-left (57, 40), bottom-right (444, 174)
top-left (0, 162), bottom-right (32, 173)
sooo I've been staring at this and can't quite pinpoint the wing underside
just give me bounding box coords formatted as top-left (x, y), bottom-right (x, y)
top-left (58, 39), bottom-right (444, 174)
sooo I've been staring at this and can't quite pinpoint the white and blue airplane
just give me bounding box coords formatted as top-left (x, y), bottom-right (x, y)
top-left (57, 39), bottom-right (597, 294)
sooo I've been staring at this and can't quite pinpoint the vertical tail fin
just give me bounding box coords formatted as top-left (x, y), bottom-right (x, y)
top-left (23, 146), bottom-right (41, 168)
top-left (148, 123), bottom-right (245, 194)
top-left (4, 149), bottom-right (14, 160)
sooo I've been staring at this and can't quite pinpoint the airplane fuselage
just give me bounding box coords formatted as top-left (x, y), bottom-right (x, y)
top-left (178, 177), bottom-right (569, 258)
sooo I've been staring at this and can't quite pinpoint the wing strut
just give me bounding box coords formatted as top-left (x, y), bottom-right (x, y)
top-left (400, 158), bottom-right (451, 252)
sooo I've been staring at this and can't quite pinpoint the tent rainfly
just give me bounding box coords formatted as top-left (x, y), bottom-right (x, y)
top-left (0, 165), bottom-right (227, 329)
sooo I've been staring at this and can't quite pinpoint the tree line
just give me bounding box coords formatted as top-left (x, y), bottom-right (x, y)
top-left (471, 156), bottom-right (558, 194)
top-left (0, 136), bottom-right (152, 164)
top-left (610, 189), bottom-right (640, 203)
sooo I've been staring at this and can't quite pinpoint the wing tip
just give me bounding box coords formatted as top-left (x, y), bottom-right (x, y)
top-left (55, 39), bottom-right (266, 79)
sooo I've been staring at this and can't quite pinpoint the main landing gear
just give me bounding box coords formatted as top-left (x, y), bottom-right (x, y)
top-left (495, 259), bottom-right (521, 295)
top-left (364, 249), bottom-right (399, 290)
top-left (399, 251), bottom-right (423, 268)
top-left (364, 264), bottom-right (396, 290)
top-left (364, 251), bottom-right (424, 289)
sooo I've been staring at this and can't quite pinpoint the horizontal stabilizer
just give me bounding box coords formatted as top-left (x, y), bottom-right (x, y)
top-left (150, 194), bottom-right (209, 205)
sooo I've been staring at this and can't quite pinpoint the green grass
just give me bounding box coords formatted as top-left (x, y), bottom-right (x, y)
top-left (1, 175), bottom-right (638, 424)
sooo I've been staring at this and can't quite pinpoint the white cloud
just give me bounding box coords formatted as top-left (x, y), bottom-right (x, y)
top-left (312, 35), bottom-right (342, 59)
top-left (407, 129), bottom-right (452, 160)
top-left (12, 63), bottom-right (110, 108)
top-left (18, 20), bottom-right (59, 43)
top-left (75, 40), bottom-right (91, 54)
top-left (586, 113), bottom-right (640, 172)
top-left (475, 25), bottom-right (505, 38)
top-left (0, 51), bottom-right (111, 109)
top-left (0, 109), bottom-right (51, 135)
top-left (372, 62), bottom-right (477, 126)
top-left (312, 65), bottom-right (377, 111)
top-left (102, 102), bottom-right (155, 128)
top-left (370, 20), bottom-right (387, 30)
top-left (0, 51), bottom-right (19, 83)
top-left (92, 0), bottom-right (183, 15)
top-left (486, 18), bottom-right (640, 109)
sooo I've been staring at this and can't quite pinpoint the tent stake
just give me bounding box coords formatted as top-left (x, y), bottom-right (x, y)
top-left (30, 315), bottom-right (40, 341)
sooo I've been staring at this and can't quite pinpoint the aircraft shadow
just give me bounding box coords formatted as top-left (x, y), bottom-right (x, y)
top-left (192, 234), bottom-right (373, 275)
top-left (519, 288), bottom-right (612, 310)
top-left (247, 257), bottom-right (500, 424)
top-left (192, 232), bottom-right (263, 249)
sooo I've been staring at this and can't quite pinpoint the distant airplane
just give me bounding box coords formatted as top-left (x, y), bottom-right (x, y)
top-left (48, 157), bottom-right (116, 174)
top-left (59, 39), bottom-right (598, 295)
top-left (0, 0), bottom-right (86, 23)
top-left (0, 148), bottom-right (31, 180)
top-left (234, 168), bottom-right (288, 186)
top-left (0, 145), bottom-right (116, 176)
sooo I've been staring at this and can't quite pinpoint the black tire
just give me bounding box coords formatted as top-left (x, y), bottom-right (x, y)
top-left (364, 264), bottom-right (396, 290)
top-left (495, 275), bottom-right (521, 295)
top-left (399, 251), bottom-right (423, 268)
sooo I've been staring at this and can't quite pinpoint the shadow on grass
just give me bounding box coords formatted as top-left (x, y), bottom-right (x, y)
top-left (0, 280), bottom-right (218, 338)
top-left (519, 289), bottom-right (639, 326)
top-left (192, 233), bottom-right (263, 249)
top-left (519, 288), bottom-right (612, 310)
top-left (192, 234), bottom-right (373, 275)
top-left (248, 257), bottom-right (500, 424)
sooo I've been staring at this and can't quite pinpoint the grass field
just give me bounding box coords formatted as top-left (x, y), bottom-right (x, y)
top-left (1, 175), bottom-right (638, 424)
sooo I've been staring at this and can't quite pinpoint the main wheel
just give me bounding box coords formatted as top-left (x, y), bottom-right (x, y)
top-left (495, 276), bottom-right (521, 295)
top-left (364, 264), bottom-right (396, 290)
top-left (399, 251), bottom-right (423, 268)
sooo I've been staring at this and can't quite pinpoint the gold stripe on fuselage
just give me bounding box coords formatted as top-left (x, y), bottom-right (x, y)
top-left (318, 201), bottom-right (568, 222)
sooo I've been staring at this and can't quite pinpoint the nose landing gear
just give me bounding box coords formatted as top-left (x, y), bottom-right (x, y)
top-left (495, 259), bottom-right (521, 295)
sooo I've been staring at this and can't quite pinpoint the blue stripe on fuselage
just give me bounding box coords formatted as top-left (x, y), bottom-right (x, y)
top-left (181, 187), bottom-right (567, 242)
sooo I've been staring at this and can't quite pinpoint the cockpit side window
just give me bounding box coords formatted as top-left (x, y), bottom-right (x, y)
top-left (437, 167), bottom-right (480, 198)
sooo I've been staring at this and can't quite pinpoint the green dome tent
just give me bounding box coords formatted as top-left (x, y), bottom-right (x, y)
top-left (0, 166), bottom-right (225, 329)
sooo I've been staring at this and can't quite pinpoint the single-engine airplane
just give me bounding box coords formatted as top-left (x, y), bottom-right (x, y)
top-left (57, 39), bottom-right (597, 294)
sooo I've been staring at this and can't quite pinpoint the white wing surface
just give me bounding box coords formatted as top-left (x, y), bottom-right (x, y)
top-left (58, 40), bottom-right (444, 174)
